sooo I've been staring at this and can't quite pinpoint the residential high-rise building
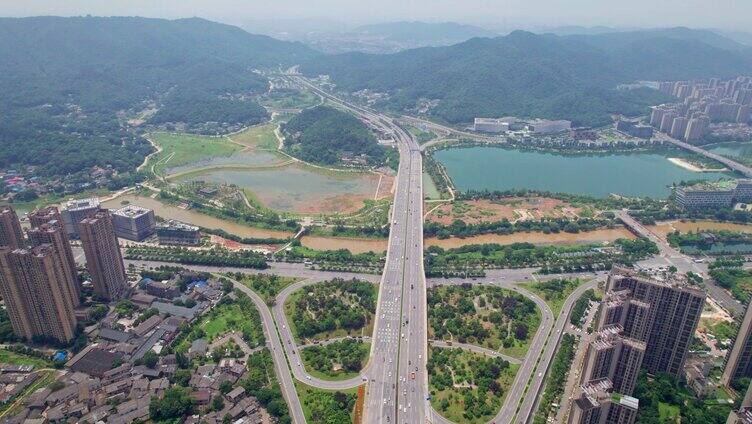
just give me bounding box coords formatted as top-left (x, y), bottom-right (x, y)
top-left (721, 299), bottom-right (752, 388)
top-left (569, 380), bottom-right (639, 424)
top-left (60, 198), bottom-right (100, 237)
top-left (28, 223), bottom-right (80, 308)
top-left (727, 381), bottom-right (752, 424)
top-left (670, 117), bottom-right (689, 139)
top-left (739, 105), bottom-right (751, 124)
top-left (0, 245), bottom-right (77, 343)
top-left (0, 206), bottom-right (24, 249)
top-left (604, 268), bottom-right (705, 377)
top-left (28, 206), bottom-right (64, 228)
top-left (659, 112), bottom-right (677, 133)
top-left (579, 325), bottom-right (646, 395)
top-left (79, 209), bottom-right (128, 300)
top-left (569, 267), bottom-right (705, 424)
top-left (684, 115), bottom-right (711, 142)
top-left (649, 106), bottom-right (668, 127)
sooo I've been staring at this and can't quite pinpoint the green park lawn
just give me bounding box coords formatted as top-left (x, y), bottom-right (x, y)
top-left (260, 89), bottom-right (320, 110)
top-left (658, 402), bottom-right (680, 422)
top-left (407, 125), bottom-right (437, 144)
top-left (423, 172), bottom-right (442, 200)
top-left (148, 132), bottom-right (241, 176)
top-left (295, 381), bottom-right (358, 424)
top-left (236, 273), bottom-right (298, 305)
top-left (284, 279), bottom-right (376, 343)
top-left (228, 123), bottom-right (281, 151)
top-left (174, 295), bottom-right (265, 354)
top-left (0, 349), bottom-right (52, 368)
top-left (428, 346), bottom-right (518, 424)
top-left (428, 285), bottom-right (540, 358)
top-left (300, 340), bottom-right (370, 381)
top-left (519, 278), bottom-right (587, 317)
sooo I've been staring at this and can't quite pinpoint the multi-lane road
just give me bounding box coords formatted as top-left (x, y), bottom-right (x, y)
top-left (287, 73), bottom-right (430, 423)
top-left (87, 73), bottom-right (752, 424)
top-left (287, 74), bottom-right (610, 424)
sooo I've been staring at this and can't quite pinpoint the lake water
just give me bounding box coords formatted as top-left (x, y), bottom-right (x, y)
top-left (180, 164), bottom-right (381, 213)
top-left (165, 151), bottom-right (284, 175)
top-left (706, 142), bottom-right (752, 160)
top-left (434, 147), bottom-right (729, 198)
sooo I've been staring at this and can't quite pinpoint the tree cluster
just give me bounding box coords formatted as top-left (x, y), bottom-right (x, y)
top-left (282, 106), bottom-right (385, 166)
top-left (289, 279), bottom-right (375, 340)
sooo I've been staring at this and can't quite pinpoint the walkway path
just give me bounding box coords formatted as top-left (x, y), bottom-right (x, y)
top-left (429, 340), bottom-right (522, 365)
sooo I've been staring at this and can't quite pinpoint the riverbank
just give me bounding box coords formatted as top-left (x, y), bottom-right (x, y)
top-left (102, 194), bottom-right (294, 239)
top-left (667, 157), bottom-right (727, 172)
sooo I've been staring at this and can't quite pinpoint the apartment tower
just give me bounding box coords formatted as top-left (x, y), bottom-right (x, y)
top-left (727, 381), bottom-right (752, 423)
top-left (79, 209), bottom-right (128, 300)
top-left (0, 245), bottom-right (77, 343)
top-left (28, 206), bottom-right (64, 228)
top-left (721, 299), bottom-right (752, 388)
top-left (569, 267), bottom-right (705, 424)
top-left (27, 223), bottom-right (80, 307)
top-left (0, 206), bottom-right (24, 249)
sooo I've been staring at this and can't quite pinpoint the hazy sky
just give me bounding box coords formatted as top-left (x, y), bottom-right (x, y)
top-left (2, 0), bottom-right (751, 31)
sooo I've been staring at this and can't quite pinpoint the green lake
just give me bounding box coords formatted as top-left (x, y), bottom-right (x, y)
top-left (434, 147), bottom-right (729, 198)
top-left (706, 142), bottom-right (752, 160)
top-left (179, 164), bottom-right (380, 213)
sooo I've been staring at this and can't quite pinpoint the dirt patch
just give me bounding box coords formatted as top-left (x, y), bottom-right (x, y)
top-left (209, 235), bottom-right (278, 253)
top-left (425, 198), bottom-right (585, 225)
top-left (297, 193), bottom-right (371, 215)
top-left (649, 220), bottom-right (752, 241)
top-left (376, 173), bottom-right (396, 200)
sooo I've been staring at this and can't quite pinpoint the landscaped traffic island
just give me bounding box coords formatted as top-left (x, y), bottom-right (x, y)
top-left (428, 346), bottom-right (518, 424)
top-left (284, 278), bottom-right (376, 342)
top-left (300, 339), bottom-right (370, 381)
top-left (428, 284), bottom-right (540, 358)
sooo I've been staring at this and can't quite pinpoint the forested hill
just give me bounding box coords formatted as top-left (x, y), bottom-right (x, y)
top-left (0, 16), bottom-right (317, 113)
top-left (0, 16), bottom-right (319, 179)
top-left (301, 29), bottom-right (752, 126)
top-left (282, 106), bottom-right (386, 166)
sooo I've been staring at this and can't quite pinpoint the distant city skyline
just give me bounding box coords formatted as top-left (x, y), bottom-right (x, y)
top-left (2, 0), bottom-right (752, 32)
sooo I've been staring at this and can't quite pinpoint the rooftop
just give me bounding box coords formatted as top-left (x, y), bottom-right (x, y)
top-left (156, 220), bottom-right (199, 231)
top-left (62, 198), bottom-right (100, 211)
top-left (682, 179), bottom-right (739, 192)
top-left (113, 204), bottom-right (152, 218)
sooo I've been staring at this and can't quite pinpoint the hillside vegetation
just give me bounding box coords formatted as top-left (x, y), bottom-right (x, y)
top-left (282, 106), bottom-right (386, 166)
top-left (0, 16), bottom-right (318, 177)
top-left (302, 29), bottom-right (752, 126)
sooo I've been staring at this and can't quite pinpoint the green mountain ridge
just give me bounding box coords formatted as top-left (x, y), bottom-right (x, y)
top-left (0, 16), bottom-right (320, 179)
top-left (301, 29), bottom-right (752, 126)
top-left (0, 16), bottom-right (318, 112)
